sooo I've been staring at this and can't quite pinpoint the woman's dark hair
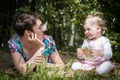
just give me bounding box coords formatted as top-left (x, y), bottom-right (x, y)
top-left (14, 12), bottom-right (41, 36)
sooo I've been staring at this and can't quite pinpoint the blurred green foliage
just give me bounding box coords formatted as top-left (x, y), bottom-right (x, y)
top-left (0, 0), bottom-right (120, 62)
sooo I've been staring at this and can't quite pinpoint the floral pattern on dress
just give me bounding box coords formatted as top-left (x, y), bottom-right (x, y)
top-left (8, 34), bottom-right (56, 62)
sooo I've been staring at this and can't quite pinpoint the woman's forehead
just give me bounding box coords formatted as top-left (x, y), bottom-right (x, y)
top-left (36, 19), bottom-right (42, 25)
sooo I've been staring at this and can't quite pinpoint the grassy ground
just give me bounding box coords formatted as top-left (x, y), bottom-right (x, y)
top-left (0, 50), bottom-right (120, 80)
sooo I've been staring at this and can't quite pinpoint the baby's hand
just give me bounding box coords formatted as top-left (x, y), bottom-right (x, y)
top-left (91, 49), bottom-right (103, 57)
top-left (80, 47), bottom-right (93, 60)
top-left (77, 48), bottom-right (84, 59)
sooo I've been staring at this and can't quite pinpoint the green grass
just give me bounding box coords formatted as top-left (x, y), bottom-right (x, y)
top-left (0, 50), bottom-right (120, 80)
top-left (0, 62), bottom-right (120, 80)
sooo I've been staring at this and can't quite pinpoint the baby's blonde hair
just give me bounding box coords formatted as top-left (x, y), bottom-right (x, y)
top-left (84, 12), bottom-right (106, 34)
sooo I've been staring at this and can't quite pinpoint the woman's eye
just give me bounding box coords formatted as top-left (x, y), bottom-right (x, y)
top-left (39, 26), bottom-right (42, 29)
top-left (39, 24), bottom-right (43, 29)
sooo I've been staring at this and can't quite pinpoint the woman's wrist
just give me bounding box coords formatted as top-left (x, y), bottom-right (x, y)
top-left (38, 47), bottom-right (45, 54)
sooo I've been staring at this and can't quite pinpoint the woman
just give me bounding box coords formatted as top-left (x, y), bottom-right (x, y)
top-left (8, 12), bottom-right (64, 75)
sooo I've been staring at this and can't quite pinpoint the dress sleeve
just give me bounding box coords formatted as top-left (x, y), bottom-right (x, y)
top-left (48, 36), bottom-right (56, 55)
top-left (43, 36), bottom-right (56, 57)
top-left (8, 40), bottom-right (19, 54)
top-left (102, 38), bottom-right (113, 59)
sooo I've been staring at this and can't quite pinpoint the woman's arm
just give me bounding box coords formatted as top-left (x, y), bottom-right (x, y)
top-left (51, 49), bottom-right (64, 64)
top-left (47, 49), bottom-right (64, 68)
top-left (11, 52), bottom-right (35, 75)
top-left (11, 48), bottom-right (44, 75)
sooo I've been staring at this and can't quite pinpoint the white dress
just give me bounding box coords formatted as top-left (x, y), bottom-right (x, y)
top-left (72, 36), bottom-right (113, 74)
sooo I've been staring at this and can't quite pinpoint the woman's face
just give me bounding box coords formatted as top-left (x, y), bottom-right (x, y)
top-left (32, 19), bottom-right (44, 41)
top-left (83, 19), bottom-right (101, 40)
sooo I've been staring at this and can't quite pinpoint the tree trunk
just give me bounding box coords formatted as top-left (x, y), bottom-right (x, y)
top-left (53, 27), bottom-right (62, 49)
top-left (69, 23), bottom-right (75, 46)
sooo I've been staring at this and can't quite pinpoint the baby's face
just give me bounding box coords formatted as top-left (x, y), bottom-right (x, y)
top-left (83, 19), bottom-right (102, 40)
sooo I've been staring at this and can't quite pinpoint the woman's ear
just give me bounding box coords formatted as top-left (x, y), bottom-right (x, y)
top-left (24, 30), bottom-right (31, 36)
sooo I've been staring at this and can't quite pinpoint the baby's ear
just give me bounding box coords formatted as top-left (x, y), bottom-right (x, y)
top-left (97, 27), bottom-right (102, 32)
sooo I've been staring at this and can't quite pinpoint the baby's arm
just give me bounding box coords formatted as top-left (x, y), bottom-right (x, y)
top-left (77, 41), bottom-right (86, 60)
top-left (91, 38), bottom-right (112, 59)
top-left (103, 38), bottom-right (112, 59)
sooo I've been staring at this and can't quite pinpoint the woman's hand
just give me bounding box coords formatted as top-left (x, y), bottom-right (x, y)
top-left (26, 32), bottom-right (45, 49)
top-left (32, 55), bottom-right (42, 64)
top-left (32, 55), bottom-right (46, 64)
top-left (25, 32), bottom-right (45, 64)
top-left (77, 48), bottom-right (84, 59)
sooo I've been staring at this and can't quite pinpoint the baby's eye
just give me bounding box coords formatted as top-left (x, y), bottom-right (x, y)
top-left (84, 28), bottom-right (90, 31)
top-left (87, 28), bottom-right (90, 30)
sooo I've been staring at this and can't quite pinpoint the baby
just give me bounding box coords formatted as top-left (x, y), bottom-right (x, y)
top-left (72, 12), bottom-right (114, 75)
